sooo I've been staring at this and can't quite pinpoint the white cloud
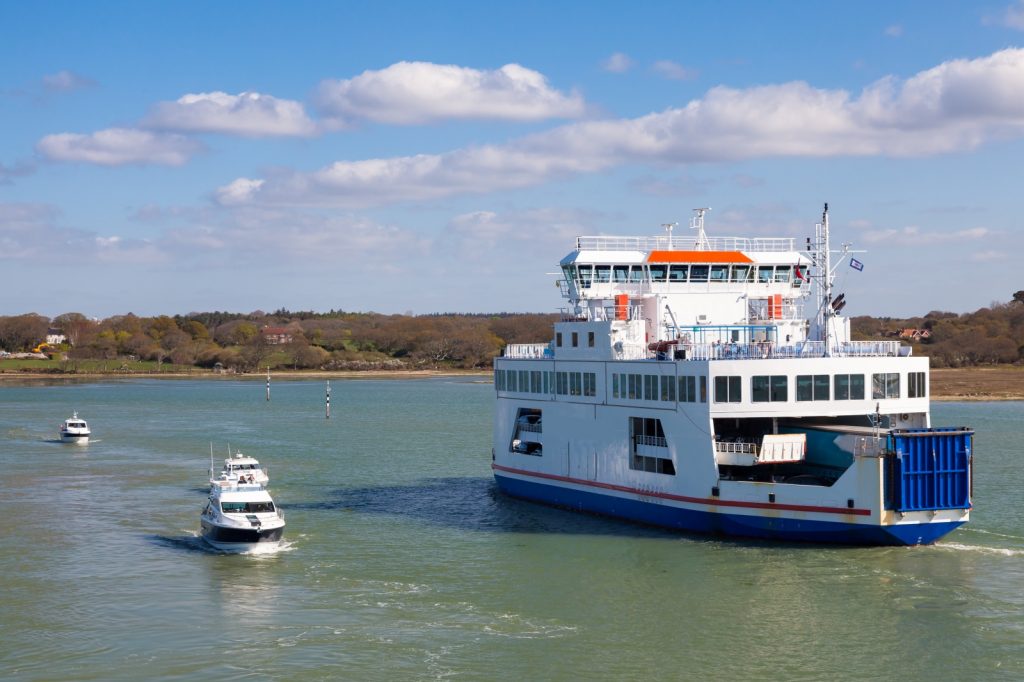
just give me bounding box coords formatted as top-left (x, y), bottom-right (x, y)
top-left (860, 225), bottom-right (990, 245)
top-left (314, 62), bottom-right (585, 125)
top-left (221, 48), bottom-right (1024, 207)
top-left (970, 250), bottom-right (1007, 262)
top-left (143, 91), bottom-right (317, 137)
top-left (602, 52), bottom-right (634, 73)
top-left (36, 128), bottom-right (203, 166)
top-left (42, 70), bottom-right (96, 92)
top-left (0, 202), bottom-right (161, 262)
top-left (652, 60), bottom-right (697, 80)
top-left (884, 24), bottom-right (904, 38)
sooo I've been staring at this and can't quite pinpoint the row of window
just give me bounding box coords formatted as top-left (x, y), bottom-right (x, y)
top-left (498, 368), bottom-right (925, 403)
top-left (556, 331), bottom-right (595, 348)
top-left (715, 371), bottom-right (925, 403)
top-left (564, 263), bottom-right (804, 286)
top-left (612, 373), bottom-right (708, 403)
top-left (495, 368), bottom-right (597, 397)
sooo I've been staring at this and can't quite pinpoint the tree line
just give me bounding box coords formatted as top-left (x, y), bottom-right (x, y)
top-left (850, 292), bottom-right (1024, 367)
top-left (0, 310), bottom-right (558, 371)
top-left (3, 291), bottom-right (1023, 372)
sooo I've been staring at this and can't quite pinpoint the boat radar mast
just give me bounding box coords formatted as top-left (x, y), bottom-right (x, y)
top-left (690, 208), bottom-right (711, 250)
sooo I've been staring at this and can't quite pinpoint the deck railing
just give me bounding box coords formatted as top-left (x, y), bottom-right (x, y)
top-left (715, 441), bottom-right (759, 455)
top-left (501, 340), bottom-right (904, 361)
top-left (575, 235), bottom-right (797, 253)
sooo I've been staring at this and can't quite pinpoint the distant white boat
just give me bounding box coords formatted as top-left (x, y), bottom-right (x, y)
top-left (59, 412), bottom-right (90, 444)
top-left (219, 451), bottom-right (269, 487)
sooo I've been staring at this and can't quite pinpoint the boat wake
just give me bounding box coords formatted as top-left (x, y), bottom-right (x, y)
top-left (149, 532), bottom-right (297, 556)
top-left (933, 542), bottom-right (1024, 557)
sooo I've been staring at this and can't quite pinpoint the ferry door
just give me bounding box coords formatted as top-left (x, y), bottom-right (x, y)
top-left (567, 442), bottom-right (597, 481)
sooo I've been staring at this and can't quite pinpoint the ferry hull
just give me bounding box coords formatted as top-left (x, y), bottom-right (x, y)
top-left (494, 472), bottom-right (963, 546)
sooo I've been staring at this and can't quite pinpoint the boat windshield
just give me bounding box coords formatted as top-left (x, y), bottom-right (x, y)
top-left (221, 501), bottom-right (276, 513)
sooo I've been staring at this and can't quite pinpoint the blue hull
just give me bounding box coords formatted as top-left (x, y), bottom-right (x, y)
top-left (494, 473), bottom-right (963, 546)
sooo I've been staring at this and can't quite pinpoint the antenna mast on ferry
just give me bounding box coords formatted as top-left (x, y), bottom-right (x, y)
top-left (690, 208), bottom-right (711, 250)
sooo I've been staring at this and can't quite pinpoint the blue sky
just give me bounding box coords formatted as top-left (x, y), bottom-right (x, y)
top-left (3, 1), bottom-right (1024, 319)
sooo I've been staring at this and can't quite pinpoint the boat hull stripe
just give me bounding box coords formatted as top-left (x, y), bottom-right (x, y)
top-left (492, 463), bottom-right (871, 516)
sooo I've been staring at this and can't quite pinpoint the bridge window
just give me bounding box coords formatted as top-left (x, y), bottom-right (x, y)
top-left (730, 265), bottom-right (753, 282)
top-left (774, 266), bottom-right (792, 283)
top-left (578, 264), bottom-right (593, 288)
top-left (613, 265), bottom-right (629, 282)
top-left (757, 266), bottom-right (774, 283)
top-left (668, 265), bottom-right (688, 282)
top-left (649, 264), bottom-right (668, 282)
top-left (629, 265), bottom-right (646, 283)
top-left (710, 265), bottom-right (728, 282)
top-left (594, 265), bottom-right (611, 282)
top-left (690, 265), bottom-right (709, 282)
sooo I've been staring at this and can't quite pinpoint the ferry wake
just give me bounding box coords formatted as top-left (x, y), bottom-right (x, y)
top-left (492, 205), bottom-right (973, 546)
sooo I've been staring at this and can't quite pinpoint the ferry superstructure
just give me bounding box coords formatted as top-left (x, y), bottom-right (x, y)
top-left (492, 205), bottom-right (973, 545)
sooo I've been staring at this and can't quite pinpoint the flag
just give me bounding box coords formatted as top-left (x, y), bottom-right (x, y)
top-left (849, 258), bottom-right (864, 271)
top-left (795, 266), bottom-right (806, 281)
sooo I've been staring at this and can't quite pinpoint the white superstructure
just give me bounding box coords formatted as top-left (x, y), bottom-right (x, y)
top-left (492, 205), bottom-right (973, 545)
top-left (59, 412), bottom-right (90, 444)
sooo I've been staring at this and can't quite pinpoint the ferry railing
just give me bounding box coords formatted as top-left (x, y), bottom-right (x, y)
top-left (636, 435), bottom-right (668, 448)
top-left (504, 343), bottom-right (550, 359)
top-left (676, 340), bottom-right (903, 361)
top-left (714, 441), bottom-right (759, 455)
top-left (518, 422), bottom-right (542, 433)
top-left (575, 235), bottom-right (797, 252)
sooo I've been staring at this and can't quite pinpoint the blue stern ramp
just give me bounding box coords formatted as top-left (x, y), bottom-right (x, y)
top-left (886, 428), bottom-right (973, 513)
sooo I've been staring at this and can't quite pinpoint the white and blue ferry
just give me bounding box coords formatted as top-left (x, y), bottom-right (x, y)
top-left (492, 205), bottom-right (973, 545)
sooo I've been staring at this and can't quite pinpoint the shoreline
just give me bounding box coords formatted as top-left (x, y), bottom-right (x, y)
top-left (2, 366), bottom-right (1023, 400)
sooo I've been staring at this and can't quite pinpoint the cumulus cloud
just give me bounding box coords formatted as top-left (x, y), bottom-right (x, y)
top-left (314, 62), bottom-right (585, 125)
top-left (602, 52), bottom-right (634, 73)
top-left (220, 48), bottom-right (1024, 208)
top-left (42, 70), bottom-right (97, 92)
top-left (652, 60), bottom-right (697, 80)
top-left (36, 128), bottom-right (203, 166)
top-left (143, 91), bottom-right (317, 137)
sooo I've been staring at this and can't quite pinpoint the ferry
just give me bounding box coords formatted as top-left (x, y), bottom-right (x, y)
top-left (492, 205), bottom-right (973, 546)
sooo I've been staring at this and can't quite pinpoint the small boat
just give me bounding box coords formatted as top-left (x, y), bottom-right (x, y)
top-left (59, 412), bottom-right (90, 444)
top-left (219, 451), bottom-right (269, 487)
top-left (200, 473), bottom-right (285, 551)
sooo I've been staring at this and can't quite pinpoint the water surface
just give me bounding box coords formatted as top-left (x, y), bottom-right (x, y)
top-left (1, 379), bottom-right (1021, 680)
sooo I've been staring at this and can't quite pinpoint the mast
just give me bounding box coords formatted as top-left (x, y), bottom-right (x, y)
top-left (821, 203), bottom-right (832, 355)
top-left (690, 208), bottom-right (711, 250)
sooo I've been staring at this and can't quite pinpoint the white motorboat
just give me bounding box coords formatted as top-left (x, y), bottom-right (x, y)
top-left (59, 412), bottom-right (90, 444)
top-left (200, 473), bottom-right (285, 551)
top-left (219, 451), bottom-right (269, 487)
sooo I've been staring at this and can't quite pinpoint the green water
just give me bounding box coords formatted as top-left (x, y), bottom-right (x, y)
top-left (0, 378), bottom-right (1021, 681)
